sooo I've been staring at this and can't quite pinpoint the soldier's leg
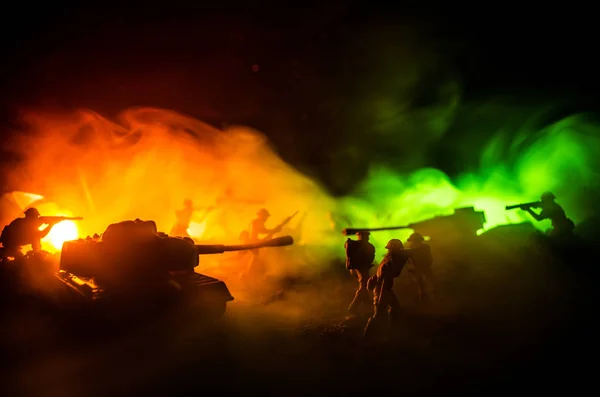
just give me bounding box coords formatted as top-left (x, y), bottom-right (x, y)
top-left (413, 272), bottom-right (425, 303)
top-left (363, 293), bottom-right (387, 339)
top-left (387, 290), bottom-right (401, 332)
top-left (348, 270), bottom-right (362, 315)
top-left (423, 268), bottom-right (436, 302)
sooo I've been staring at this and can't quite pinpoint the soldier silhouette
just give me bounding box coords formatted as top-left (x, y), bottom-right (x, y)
top-left (345, 231), bottom-right (376, 318)
top-left (363, 238), bottom-right (411, 340)
top-left (171, 199), bottom-right (194, 238)
top-left (242, 208), bottom-right (283, 278)
top-left (406, 232), bottom-right (434, 304)
top-left (1, 208), bottom-right (55, 257)
top-left (522, 192), bottom-right (575, 238)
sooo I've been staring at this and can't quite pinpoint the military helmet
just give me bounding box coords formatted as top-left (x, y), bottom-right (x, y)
top-left (356, 231), bottom-right (370, 237)
top-left (407, 232), bottom-right (424, 242)
top-left (24, 207), bottom-right (40, 217)
top-left (183, 198), bottom-right (193, 207)
top-left (541, 192), bottom-right (556, 201)
top-left (385, 238), bottom-right (404, 250)
top-left (257, 208), bottom-right (271, 217)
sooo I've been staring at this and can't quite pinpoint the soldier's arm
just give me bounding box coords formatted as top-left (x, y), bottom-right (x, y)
top-left (525, 207), bottom-right (545, 221)
top-left (37, 226), bottom-right (53, 239)
top-left (368, 244), bottom-right (376, 263)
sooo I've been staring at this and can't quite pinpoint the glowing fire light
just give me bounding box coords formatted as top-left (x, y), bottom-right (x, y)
top-left (187, 221), bottom-right (207, 240)
top-left (41, 220), bottom-right (79, 251)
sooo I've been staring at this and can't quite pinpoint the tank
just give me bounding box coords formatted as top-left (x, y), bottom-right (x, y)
top-left (408, 207), bottom-right (487, 243)
top-left (53, 219), bottom-right (294, 322)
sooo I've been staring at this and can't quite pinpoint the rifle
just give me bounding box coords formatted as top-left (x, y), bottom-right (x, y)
top-left (265, 210), bottom-right (299, 239)
top-left (505, 201), bottom-right (541, 211)
top-left (38, 216), bottom-right (84, 225)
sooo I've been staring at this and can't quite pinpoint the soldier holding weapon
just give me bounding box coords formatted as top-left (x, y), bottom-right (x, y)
top-left (1, 208), bottom-right (83, 258)
top-left (506, 192), bottom-right (575, 238)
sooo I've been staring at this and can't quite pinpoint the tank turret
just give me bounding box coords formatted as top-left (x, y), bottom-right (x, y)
top-left (407, 207), bottom-right (486, 242)
top-left (54, 219), bottom-right (294, 321)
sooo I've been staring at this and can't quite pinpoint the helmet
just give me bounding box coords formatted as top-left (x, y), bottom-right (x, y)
top-left (541, 192), bottom-right (556, 201)
top-left (24, 207), bottom-right (40, 217)
top-left (385, 238), bottom-right (404, 250)
top-left (257, 208), bottom-right (271, 217)
top-left (407, 232), bottom-right (424, 242)
top-left (183, 199), bottom-right (193, 207)
top-left (356, 231), bottom-right (370, 237)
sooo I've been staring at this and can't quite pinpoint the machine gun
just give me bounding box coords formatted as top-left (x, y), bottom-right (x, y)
top-left (342, 207), bottom-right (486, 241)
top-left (38, 216), bottom-right (83, 224)
top-left (505, 201), bottom-right (541, 211)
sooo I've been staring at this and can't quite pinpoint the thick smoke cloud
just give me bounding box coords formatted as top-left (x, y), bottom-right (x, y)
top-left (1, 104), bottom-right (600, 267)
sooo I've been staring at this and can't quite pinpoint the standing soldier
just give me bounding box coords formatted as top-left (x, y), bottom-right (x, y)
top-left (170, 199), bottom-right (195, 238)
top-left (345, 231), bottom-right (376, 318)
top-left (406, 232), bottom-right (434, 304)
top-left (522, 192), bottom-right (575, 238)
top-left (243, 208), bottom-right (283, 278)
top-left (363, 239), bottom-right (411, 340)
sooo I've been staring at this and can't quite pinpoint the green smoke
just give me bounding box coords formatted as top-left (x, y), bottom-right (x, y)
top-left (337, 113), bottom-right (600, 256)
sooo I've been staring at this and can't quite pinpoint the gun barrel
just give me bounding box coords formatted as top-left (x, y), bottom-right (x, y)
top-left (342, 226), bottom-right (410, 236)
top-left (39, 216), bottom-right (84, 223)
top-left (195, 235), bottom-right (294, 255)
top-left (505, 201), bottom-right (540, 211)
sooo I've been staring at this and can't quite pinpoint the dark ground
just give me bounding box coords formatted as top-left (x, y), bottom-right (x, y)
top-left (1, 233), bottom-right (597, 396)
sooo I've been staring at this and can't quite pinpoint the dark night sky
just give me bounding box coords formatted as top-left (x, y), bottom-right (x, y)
top-left (1, 2), bottom-right (599, 195)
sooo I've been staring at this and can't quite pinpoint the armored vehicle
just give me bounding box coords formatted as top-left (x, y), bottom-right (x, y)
top-left (54, 219), bottom-right (293, 322)
top-left (343, 206), bottom-right (486, 243)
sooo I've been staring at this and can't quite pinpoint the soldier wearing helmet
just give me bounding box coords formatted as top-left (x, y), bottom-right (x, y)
top-left (242, 208), bottom-right (284, 278)
top-left (522, 192), bottom-right (575, 238)
top-left (363, 238), bottom-right (411, 340)
top-left (344, 230), bottom-right (376, 318)
top-left (0, 208), bottom-right (55, 257)
top-left (406, 232), bottom-right (434, 304)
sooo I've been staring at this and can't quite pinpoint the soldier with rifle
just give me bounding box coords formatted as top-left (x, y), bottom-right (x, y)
top-left (506, 192), bottom-right (575, 238)
top-left (363, 239), bottom-right (411, 340)
top-left (345, 231), bottom-right (376, 318)
top-left (243, 208), bottom-right (299, 277)
top-left (0, 208), bottom-right (83, 258)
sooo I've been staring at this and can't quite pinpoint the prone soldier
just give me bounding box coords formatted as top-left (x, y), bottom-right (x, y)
top-left (406, 232), bottom-right (434, 304)
top-left (363, 239), bottom-right (411, 340)
top-left (519, 192), bottom-right (575, 238)
top-left (345, 231), bottom-right (376, 318)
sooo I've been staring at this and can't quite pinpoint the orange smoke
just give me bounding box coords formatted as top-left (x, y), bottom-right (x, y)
top-left (1, 108), bottom-right (339, 267)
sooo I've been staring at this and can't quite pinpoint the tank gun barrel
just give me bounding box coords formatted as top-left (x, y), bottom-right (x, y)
top-left (342, 226), bottom-right (410, 236)
top-left (195, 235), bottom-right (294, 254)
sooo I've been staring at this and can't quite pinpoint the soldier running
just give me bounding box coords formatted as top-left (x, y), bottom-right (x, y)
top-left (522, 192), bottom-right (575, 238)
top-left (242, 208), bottom-right (284, 278)
top-left (345, 231), bottom-right (376, 318)
top-left (363, 238), bottom-right (411, 340)
top-left (406, 232), bottom-right (434, 304)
